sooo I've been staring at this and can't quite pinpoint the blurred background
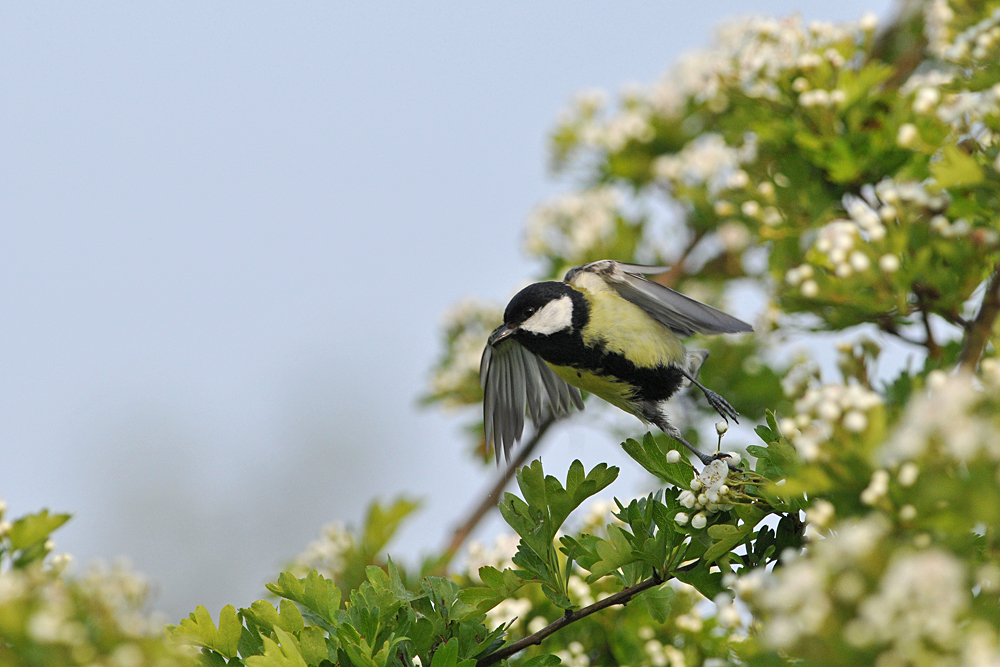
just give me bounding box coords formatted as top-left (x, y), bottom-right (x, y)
top-left (0, 1), bottom-right (892, 619)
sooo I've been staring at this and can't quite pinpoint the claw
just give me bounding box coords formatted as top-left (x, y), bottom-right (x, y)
top-left (705, 390), bottom-right (740, 424)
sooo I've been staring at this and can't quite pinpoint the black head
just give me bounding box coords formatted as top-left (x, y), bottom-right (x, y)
top-left (503, 281), bottom-right (577, 328)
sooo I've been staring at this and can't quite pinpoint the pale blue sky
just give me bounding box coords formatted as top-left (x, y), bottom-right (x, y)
top-left (0, 1), bottom-right (893, 617)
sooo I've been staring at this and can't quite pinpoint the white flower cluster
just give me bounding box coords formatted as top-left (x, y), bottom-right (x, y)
top-left (935, 84), bottom-right (1000, 129)
top-left (289, 521), bottom-right (354, 580)
top-left (779, 382), bottom-right (882, 460)
top-left (935, 3), bottom-right (1000, 62)
top-left (844, 550), bottom-right (968, 661)
top-left (578, 497), bottom-right (628, 537)
top-left (902, 21), bottom-right (1000, 131)
top-left (0, 558), bottom-right (190, 666)
top-left (737, 514), bottom-right (888, 649)
top-left (743, 511), bottom-right (997, 665)
top-left (523, 186), bottom-right (623, 263)
top-left (429, 298), bottom-right (502, 406)
top-left (464, 533), bottom-right (519, 582)
top-left (924, 0), bottom-right (956, 58)
top-left (554, 640), bottom-right (592, 667)
top-left (798, 87), bottom-right (847, 108)
top-left (642, 634), bottom-right (687, 667)
top-left (556, 14), bottom-right (871, 159)
top-left (779, 355), bottom-right (820, 399)
top-left (653, 133), bottom-right (757, 194)
top-left (884, 366), bottom-right (1000, 466)
top-left (652, 16), bottom-right (863, 114)
top-left (812, 220), bottom-right (873, 279)
top-left (675, 458), bottom-right (737, 527)
top-left (485, 596), bottom-right (533, 632)
top-left (567, 573), bottom-right (597, 608)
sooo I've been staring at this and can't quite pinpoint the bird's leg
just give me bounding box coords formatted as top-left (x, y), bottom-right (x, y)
top-left (651, 416), bottom-right (714, 466)
top-left (680, 369), bottom-right (740, 424)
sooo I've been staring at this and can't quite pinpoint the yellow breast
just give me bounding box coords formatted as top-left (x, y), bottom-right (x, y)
top-left (576, 281), bottom-right (686, 368)
top-left (547, 363), bottom-right (642, 416)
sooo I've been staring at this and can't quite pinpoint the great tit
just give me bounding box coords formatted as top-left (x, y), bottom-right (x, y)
top-left (480, 260), bottom-right (753, 465)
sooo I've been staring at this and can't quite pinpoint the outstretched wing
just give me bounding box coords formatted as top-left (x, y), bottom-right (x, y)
top-left (566, 260), bottom-right (753, 338)
top-left (481, 337), bottom-right (584, 463)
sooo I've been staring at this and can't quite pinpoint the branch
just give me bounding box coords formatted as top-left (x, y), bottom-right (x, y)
top-left (476, 574), bottom-right (664, 667)
top-left (916, 291), bottom-right (940, 360)
top-left (959, 263), bottom-right (1000, 372)
top-left (655, 230), bottom-right (706, 288)
top-left (435, 418), bottom-right (556, 571)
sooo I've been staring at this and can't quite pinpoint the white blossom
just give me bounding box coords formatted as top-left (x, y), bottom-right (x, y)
top-left (524, 187), bottom-right (623, 263)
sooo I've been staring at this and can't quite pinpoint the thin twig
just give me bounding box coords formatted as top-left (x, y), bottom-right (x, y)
top-left (476, 574), bottom-right (664, 667)
top-left (435, 418), bottom-right (556, 571)
top-left (655, 231), bottom-right (706, 288)
top-left (959, 263), bottom-right (1000, 372)
top-left (914, 288), bottom-right (941, 360)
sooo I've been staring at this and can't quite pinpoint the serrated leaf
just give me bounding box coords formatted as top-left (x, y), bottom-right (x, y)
top-left (430, 638), bottom-right (476, 667)
top-left (478, 566), bottom-right (504, 590)
top-left (621, 433), bottom-right (694, 489)
top-left (298, 626), bottom-right (330, 667)
top-left (673, 559), bottom-right (724, 600)
top-left (266, 571), bottom-right (342, 625)
top-left (587, 525), bottom-right (639, 579)
top-left (640, 582), bottom-right (674, 624)
top-left (540, 585), bottom-right (573, 609)
top-left (239, 623), bottom-right (266, 659)
top-left (169, 604), bottom-right (242, 659)
top-left (456, 587), bottom-right (506, 617)
top-left (246, 628), bottom-right (309, 667)
top-left (361, 497), bottom-right (421, 557)
top-left (703, 523), bottom-right (752, 564)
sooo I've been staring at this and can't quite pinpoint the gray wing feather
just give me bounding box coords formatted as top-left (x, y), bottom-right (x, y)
top-left (567, 260), bottom-right (753, 337)
top-left (480, 338), bottom-right (583, 462)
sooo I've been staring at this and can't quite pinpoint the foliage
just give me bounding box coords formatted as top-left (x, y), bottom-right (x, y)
top-left (0, 505), bottom-right (195, 666)
top-left (5, 1), bottom-right (1000, 666)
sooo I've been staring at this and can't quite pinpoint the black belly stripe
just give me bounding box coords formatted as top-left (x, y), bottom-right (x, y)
top-left (517, 330), bottom-right (685, 403)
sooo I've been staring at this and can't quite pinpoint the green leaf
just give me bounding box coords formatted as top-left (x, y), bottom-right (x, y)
top-left (587, 525), bottom-right (640, 579)
top-left (242, 600), bottom-right (305, 635)
top-left (266, 571), bottom-right (342, 625)
top-left (703, 521), bottom-right (755, 564)
top-left (521, 655), bottom-right (563, 667)
top-left (641, 582), bottom-right (674, 624)
top-left (673, 559), bottom-right (724, 600)
top-left (360, 497), bottom-right (421, 557)
top-left (621, 433), bottom-right (694, 488)
top-left (239, 622), bottom-right (266, 659)
top-left (457, 587), bottom-right (506, 616)
top-left (246, 628), bottom-right (309, 667)
top-left (8, 510), bottom-right (71, 551)
top-left (430, 638), bottom-right (476, 667)
top-left (169, 604), bottom-right (242, 659)
top-left (931, 143), bottom-right (983, 188)
top-left (298, 626), bottom-right (330, 667)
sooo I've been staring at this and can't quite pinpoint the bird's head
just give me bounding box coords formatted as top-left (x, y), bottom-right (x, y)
top-left (488, 281), bottom-right (584, 346)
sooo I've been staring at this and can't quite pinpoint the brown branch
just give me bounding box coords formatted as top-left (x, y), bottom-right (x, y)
top-left (655, 230), bottom-right (706, 288)
top-left (959, 264), bottom-right (1000, 372)
top-left (435, 418), bottom-right (556, 572)
top-left (915, 288), bottom-right (941, 360)
top-left (476, 574), bottom-right (664, 667)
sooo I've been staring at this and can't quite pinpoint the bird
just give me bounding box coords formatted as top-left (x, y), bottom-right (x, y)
top-left (480, 260), bottom-right (753, 465)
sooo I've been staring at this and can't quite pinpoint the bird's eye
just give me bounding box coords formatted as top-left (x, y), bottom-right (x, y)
top-left (524, 307), bottom-right (536, 316)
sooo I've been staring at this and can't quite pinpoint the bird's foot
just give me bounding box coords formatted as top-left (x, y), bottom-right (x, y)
top-left (704, 389), bottom-right (740, 424)
top-left (710, 450), bottom-right (741, 472)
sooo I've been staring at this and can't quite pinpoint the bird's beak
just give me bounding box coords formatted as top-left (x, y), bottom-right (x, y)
top-left (488, 323), bottom-right (516, 346)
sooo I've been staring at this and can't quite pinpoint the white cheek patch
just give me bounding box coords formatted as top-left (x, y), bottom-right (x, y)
top-left (521, 295), bottom-right (574, 335)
